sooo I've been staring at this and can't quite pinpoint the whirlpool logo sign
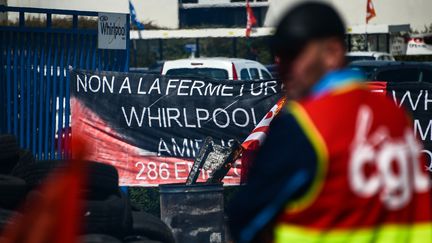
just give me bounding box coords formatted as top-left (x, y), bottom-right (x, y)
top-left (98, 13), bottom-right (127, 50)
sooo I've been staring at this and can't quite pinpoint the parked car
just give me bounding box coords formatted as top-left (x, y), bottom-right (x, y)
top-left (161, 58), bottom-right (273, 80)
top-left (265, 64), bottom-right (279, 79)
top-left (349, 61), bottom-right (432, 82)
top-left (346, 52), bottom-right (395, 63)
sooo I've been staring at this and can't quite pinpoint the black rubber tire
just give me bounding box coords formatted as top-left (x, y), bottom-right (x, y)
top-left (12, 160), bottom-right (119, 198)
top-left (131, 211), bottom-right (175, 243)
top-left (0, 175), bottom-right (27, 209)
top-left (83, 191), bottom-right (132, 238)
top-left (0, 134), bottom-right (20, 174)
top-left (78, 234), bottom-right (123, 243)
top-left (0, 208), bottom-right (22, 231)
top-left (11, 160), bottom-right (66, 189)
top-left (10, 149), bottom-right (36, 175)
top-left (124, 235), bottom-right (163, 243)
top-left (84, 161), bottom-right (119, 200)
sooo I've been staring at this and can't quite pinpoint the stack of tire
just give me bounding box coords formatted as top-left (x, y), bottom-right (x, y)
top-left (0, 135), bottom-right (28, 233)
top-left (0, 134), bottom-right (175, 243)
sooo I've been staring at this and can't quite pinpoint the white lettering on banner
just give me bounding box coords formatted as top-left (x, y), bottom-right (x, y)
top-left (119, 77), bottom-right (131, 94)
top-left (148, 108), bottom-right (162, 127)
top-left (414, 119), bottom-right (432, 141)
top-left (102, 76), bottom-right (114, 93)
top-left (425, 90), bottom-right (432, 111)
top-left (251, 82), bottom-right (264, 96)
top-left (76, 74), bottom-right (117, 94)
top-left (166, 108), bottom-right (182, 127)
top-left (196, 108), bottom-right (210, 128)
top-left (75, 74), bottom-right (278, 97)
top-left (135, 161), bottom-right (171, 180)
top-left (76, 75), bottom-right (87, 92)
top-left (158, 138), bottom-right (171, 156)
top-left (121, 106), bottom-right (258, 129)
top-left (133, 160), bottom-right (242, 184)
top-left (232, 108), bottom-right (250, 127)
top-left (158, 137), bottom-right (234, 158)
top-left (349, 105), bottom-right (430, 210)
top-left (265, 81), bottom-right (278, 95)
top-left (171, 138), bottom-right (191, 157)
top-left (178, 80), bottom-right (192, 96)
top-left (190, 80), bottom-right (205, 96)
top-left (175, 162), bottom-right (188, 180)
top-left (423, 150), bottom-right (432, 172)
top-left (88, 75), bottom-right (101, 93)
top-left (391, 90), bottom-right (432, 111)
top-left (121, 106), bottom-right (146, 127)
top-left (148, 78), bottom-right (161, 95)
top-left (221, 85), bottom-right (234, 96)
top-left (137, 77), bottom-right (146, 94)
top-left (213, 108), bottom-right (230, 128)
top-left (166, 79), bottom-right (179, 95)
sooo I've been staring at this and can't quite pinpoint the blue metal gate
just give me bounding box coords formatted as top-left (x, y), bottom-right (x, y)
top-left (0, 6), bottom-right (130, 160)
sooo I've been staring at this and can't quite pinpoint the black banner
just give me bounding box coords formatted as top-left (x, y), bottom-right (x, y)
top-left (70, 69), bottom-right (282, 185)
top-left (387, 81), bottom-right (432, 172)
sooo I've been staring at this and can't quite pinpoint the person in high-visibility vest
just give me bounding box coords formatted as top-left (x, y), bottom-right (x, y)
top-left (227, 2), bottom-right (432, 243)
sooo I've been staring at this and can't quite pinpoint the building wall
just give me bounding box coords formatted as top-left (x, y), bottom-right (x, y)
top-left (5, 0), bottom-right (432, 31)
top-left (6, 0), bottom-right (129, 23)
top-left (6, 0), bottom-right (129, 13)
top-left (265, 0), bottom-right (432, 32)
top-left (0, 0), bottom-right (7, 22)
top-left (129, 0), bottom-right (179, 29)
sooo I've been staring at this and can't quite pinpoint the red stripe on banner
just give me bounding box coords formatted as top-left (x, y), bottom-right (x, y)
top-left (367, 81), bottom-right (387, 95)
top-left (71, 98), bottom-right (241, 186)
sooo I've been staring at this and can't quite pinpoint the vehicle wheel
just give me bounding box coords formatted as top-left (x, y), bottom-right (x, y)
top-left (0, 135), bottom-right (20, 174)
top-left (78, 234), bottom-right (123, 243)
top-left (83, 191), bottom-right (132, 238)
top-left (131, 211), bottom-right (175, 243)
top-left (0, 175), bottom-right (27, 210)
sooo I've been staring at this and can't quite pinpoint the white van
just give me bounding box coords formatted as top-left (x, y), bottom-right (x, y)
top-left (346, 52), bottom-right (395, 62)
top-left (161, 58), bottom-right (273, 80)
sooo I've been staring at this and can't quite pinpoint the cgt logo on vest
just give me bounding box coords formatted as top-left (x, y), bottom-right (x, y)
top-left (349, 105), bottom-right (430, 210)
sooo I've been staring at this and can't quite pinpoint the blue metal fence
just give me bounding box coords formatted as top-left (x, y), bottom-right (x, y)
top-left (0, 6), bottom-right (130, 160)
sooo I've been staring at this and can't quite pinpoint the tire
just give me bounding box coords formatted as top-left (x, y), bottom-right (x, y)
top-left (12, 160), bottom-right (118, 198)
top-left (131, 211), bottom-right (175, 243)
top-left (0, 208), bottom-right (22, 231)
top-left (84, 161), bottom-right (119, 200)
top-left (83, 191), bottom-right (132, 237)
top-left (12, 160), bottom-right (66, 189)
top-left (124, 235), bottom-right (163, 243)
top-left (78, 234), bottom-right (123, 243)
top-left (0, 135), bottom-right (20, 174)
top-left (0, 175), bottom-right (27, 209)
top-left (10, 149), bottom-right (36, 175)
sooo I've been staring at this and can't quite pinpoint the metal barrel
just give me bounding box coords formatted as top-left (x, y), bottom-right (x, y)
top-left (159, 183), bottom-right (225, 243)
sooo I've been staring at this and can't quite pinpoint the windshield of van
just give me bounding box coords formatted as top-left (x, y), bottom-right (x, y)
top-left (165, 68), bottom-right (229, 80)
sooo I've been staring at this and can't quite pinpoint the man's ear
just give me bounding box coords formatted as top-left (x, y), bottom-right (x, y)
top-left (323, 38), bottom-right (346, 69)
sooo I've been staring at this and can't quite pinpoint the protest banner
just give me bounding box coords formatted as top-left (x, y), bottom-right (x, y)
top-left (70, 69), bottom-right (282, 186)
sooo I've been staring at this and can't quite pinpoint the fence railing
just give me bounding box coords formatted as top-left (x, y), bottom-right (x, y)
top-left (0, 6), bottom-right (130, 160)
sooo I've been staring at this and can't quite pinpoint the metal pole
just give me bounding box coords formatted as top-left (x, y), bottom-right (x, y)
top-left (195, 38), bottom-right (200, 58)
top-left (232, 38), bottom-right (237, 57)
top-left (158, 39), bottom-right (164, 60)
